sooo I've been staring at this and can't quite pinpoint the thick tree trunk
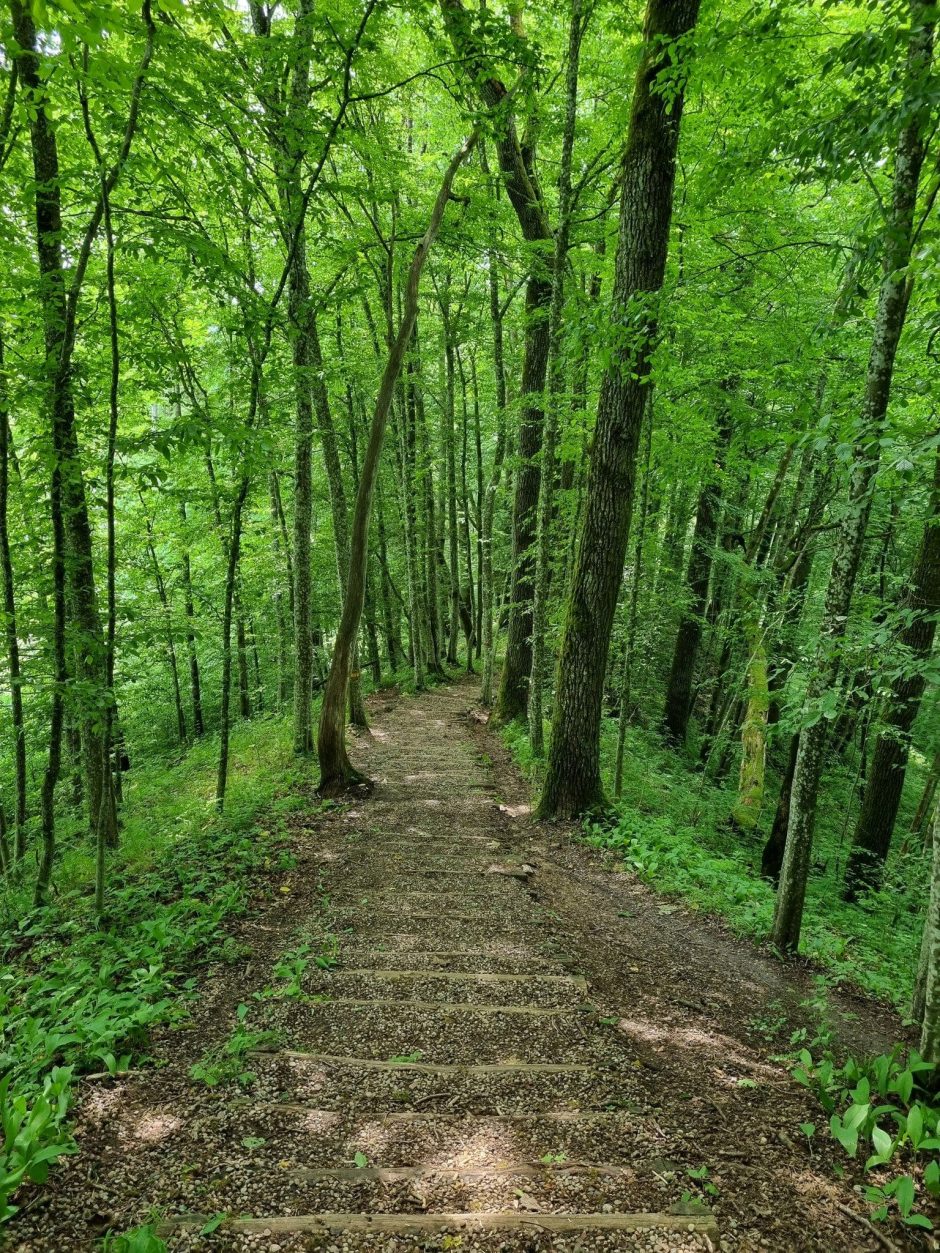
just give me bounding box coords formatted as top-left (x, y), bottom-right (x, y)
top-left (538, 0), bottom-right (701, 818)
top-left (773, 0), bottom-right (934, 951)
top-left (844, 445), bottom-right (940, 897)
top-left (317, 133), bottom-right (476, 793)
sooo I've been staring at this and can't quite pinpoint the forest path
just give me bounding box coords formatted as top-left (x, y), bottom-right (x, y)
top-left (11, 680), bottom-right (908, 1252)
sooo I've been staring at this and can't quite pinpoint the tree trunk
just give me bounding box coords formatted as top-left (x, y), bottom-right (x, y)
top-left (844, 444), bottom-right (940, 897)
top-left (179, 502), bottom-right (206, 735)
top-left (216, 475), bottom-right (252, 809)
top-left (773, 0), bottom-right (935, 952)
top-left (144, 513), bottom-right (187, 745)
top-left (528, 0), bottom-right (584, 756)
top-left (480, 152), bottom-right (510, 707)
top-left (439, 0), bottom-right (555, 723)
top-left (317, 133), bottom-right (476, 793)
top-left (662, 404), bottom-right (730, 744)
top-left (267, 476), bottom-right (292, 708)
top-left (11, 0), bottom-right (133, 850)
top-left (0, 333), bottom-right (26, 863)
top-left (538, 0), bottom-right (701, 818)
top-left (615, 398), bottom-right (653, 796)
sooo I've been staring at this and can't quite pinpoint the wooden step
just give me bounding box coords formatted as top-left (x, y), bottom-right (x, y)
top-left (309, 997), bottom-right (572, 1017)
top-left (163, 1210), bottom-right (717, 1237)
top-left (252, 1050), bottom-right (594, 1075)
top-left (329, 968), bottom-right (586, 987)
top-left (256, 1104), bottom-right (636, 1123)
top-left (289, 1162), bottom-right (633, 1183)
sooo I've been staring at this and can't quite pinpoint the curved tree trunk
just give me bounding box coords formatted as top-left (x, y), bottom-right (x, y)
top-left (317, 133), bottom-right (477, 794)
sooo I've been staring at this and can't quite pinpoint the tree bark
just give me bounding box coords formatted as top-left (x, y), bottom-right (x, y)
top-left (538, 0), bottom-right (701, 818)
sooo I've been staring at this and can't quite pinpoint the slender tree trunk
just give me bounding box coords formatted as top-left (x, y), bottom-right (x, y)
top-left (529, 0), bottom-right (584, 756)
top-left (662, 404), bottom-right (730, 744)
top-left (844, 444), bottom-right (940, 896)
top-left (317, 132), bottom-right (476, 793)
top-left (216, 475), bottom-right (252, 809)
top-left (268, 476), bottom-right (292, 708)
top-left (0, 334), bottom-right (26, 863)
top-left (481, 156), bottom-right (510, 707)
top-left (399, 367), bottom-right (426, 689)
top-left (144, 513), bottom-right (187, 745)
top-left (375, 479), bottom-right (404, 671)
top-left (538, 0), bottom-right (701, 818)
top-left (615, 397), bottom-right (653, 796)
top-left (179, 502), bottom-right (205, 735)
top-left (774, 1), bottom-right (935, 951)
top-left (12, 0), bottom-right (128, 850)
top-left (443, 334), bottom-right (460, 665)
top-left (440, 0), bottom-right (555, 723)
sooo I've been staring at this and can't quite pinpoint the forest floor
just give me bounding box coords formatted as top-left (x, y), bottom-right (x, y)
top-left (7, 678), bottom-right (921, 1252)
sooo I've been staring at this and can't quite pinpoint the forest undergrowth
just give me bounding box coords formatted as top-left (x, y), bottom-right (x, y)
top-left (0, 707), bottom-right (307, 1223)
top-left (506, 717), bottom-right (926, 1012)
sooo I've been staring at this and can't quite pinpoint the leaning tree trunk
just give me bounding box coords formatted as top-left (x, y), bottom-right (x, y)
top-left (317, 133), bottom-right (477, 793)
top-left (773, 0), bottom-right (935, 952)
top-left (538, 0), bottom-right (701, 819)
top-left (844, 443), bottom-right (940, 897)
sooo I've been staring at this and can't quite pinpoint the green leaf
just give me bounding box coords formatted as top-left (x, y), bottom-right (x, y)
top-left (870, 1125), bottom-right (892, 1159)
top-left (200, 1213), bottom-right (227, 1235)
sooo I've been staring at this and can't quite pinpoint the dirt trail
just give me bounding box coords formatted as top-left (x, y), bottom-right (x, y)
top-left (9, 680), bottom-right (916, 1252)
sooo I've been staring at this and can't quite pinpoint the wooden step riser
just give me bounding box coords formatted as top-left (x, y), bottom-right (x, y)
top-left (161, 1211), bottom-right (717, 1237)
